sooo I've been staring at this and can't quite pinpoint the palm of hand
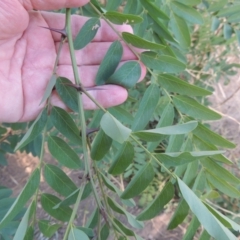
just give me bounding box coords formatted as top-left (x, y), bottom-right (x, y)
top-left (0, 1), bottom-right (145, 122)
top-left (0, 2), bottom-right (59, 121)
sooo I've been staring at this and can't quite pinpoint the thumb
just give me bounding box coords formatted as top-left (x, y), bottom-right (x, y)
top-left (24, 0), bottom-right (90, 11)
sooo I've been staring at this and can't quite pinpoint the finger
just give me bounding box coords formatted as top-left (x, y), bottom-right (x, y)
top-left (57, 41), bottom-right (137, 66)
top-left (24, 0), bottom-right (89, 11)
top-left (57, 61), bottom-right (147, 87)
top-left (51, 85), bottom-right (128, 110)
top-left (41, 12), bottom-right (133, 42)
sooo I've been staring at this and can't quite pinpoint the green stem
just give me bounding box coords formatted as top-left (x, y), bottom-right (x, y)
top-left (53, 36), bottom-right (66, 74)
top-left (65, 9), bottom-right (103, 236)
top-left (63, 186), bottom-right (85, 240)
top-left (81, 88), bottom-right (107, 113)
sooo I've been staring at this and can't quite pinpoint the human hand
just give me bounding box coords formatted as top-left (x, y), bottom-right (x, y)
top-left (0, 0), bottom-right (146, 122)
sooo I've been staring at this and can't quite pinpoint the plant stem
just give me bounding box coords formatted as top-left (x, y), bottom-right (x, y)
top-left (65, 9), bottom-right (103, 236)
top-left (63, 186), bottom-right (85, 240)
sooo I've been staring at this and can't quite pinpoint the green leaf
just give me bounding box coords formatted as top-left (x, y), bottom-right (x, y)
top-left (140, 52), bottom-right (185, 73)
top-left (77, 227), bottom-right (94, 238)
top-left (151, 16), bottom-right (176, 43)
top-left (201, 158), bottom-right (240, 185)
top-left (54, 183), bottom-right (92, 208)
top-left (192, 135), bottom-right (232, 164)
top-left (105, 0), bottom-right (122, 10)
top-left (204, 203), bottom-right (240, 232)
top-left (74, 17), bottom-right (100, 50)
top-left (0, 169), bottom-right (40, 229)
top-left (132, 84), bottom-right (160, 131)
top-left (100, 112), bottom-right (131, 143)
top-left (0, 187), bottom-right (12, 199)
top-left (68, 227), bottom-right (89, 240)
top-left (173, 96), bottom-right (221, 120)
top-left (85, 208), bottom-right (99, 229)
top-left (121, 162), bottom-right (155, 199)
top-left (133, 121), bottom-right (198, 142)
top-left (91, 129), bottom-right (113, 160)
top-left (147, 103), bottom-right (175, 151)
top-left (55, 77), bottom-right (78, 112)
top-left (13, 203), bottom-right (32, 240)
top-left (50, 107), bottom-right (81, 145)
top-left (0, 127), bottom-right (7, 136)
top-left (176, 0), bottom-right (201, 5)
top-left (182, 216), bottom-right (200, 240)
top-left (44, 164), bottom-right (77, 197)
top-left (211, 17), bottom-right (221, 32)
top-left (140, 0), bottom-right (169, 20)
top-left (48, 136), bottom-right (82, 169)
top-left (41, 193), bottom-right (72, 222)
top-left (108, 141), bottom-right (134, 175)
top-left (223, 23), bottom-right (232, 40)
top-left (113, 218), bottom-right (134, 236)
top-left (38, 220), bottom-right (61, 238)
top-left (40, 74), bottom-right (57, 104)
top-left (137, 182), bottom-right (174, 221)
top-left (109, 106), bottom-right (133, 125)
top-left (95, 41), bottom-right (123, 85)
top-left (199, 230), bottom-right (211, 240)
top-left (100, 224), bottom-right (109, 240)
top-left (167, 199), bottom-right (189, 229)
top-left (107, 197), bottom-right (143, 229)
top-left (0, 152), bottom-right (7, 166)
top-left (122, 32), bottom-right (165, 50)
top-left (177, 178), bottom-right (237, 240)
top-left (217, 3), bottom-right (240, 17)
top-left (228, 12), bottom-right (240, 23)
top-left (170, 13), bottom-right (191, 48)
top-left (208, 0), bottom-right (227, 12)
top-left (15, 108), bottom-right (47, 151)
top-left (23, 226), bottom-right (34, 240)
top-left (235, 30), bottom-right (240, 47)
top-left (99, 172), bottom-right (136, 207)
top-left (193, 122), bottom-right (235, 148)
top-left (158, 74), bottom-right (211, 96)
top-left (106, 61), bottom-right (141, 88)
top-left (156, 151), bottom-right (224, 167)
top-left (171, 1), bottom-right (204, 24)
top-left (104, 11), bottom-right (143, 25)
top-left (205, 171), bottom-right (240, 198)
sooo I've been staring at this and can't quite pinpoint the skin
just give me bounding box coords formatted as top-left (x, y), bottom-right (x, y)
top-left (0, 0), bottom-right (146, 122)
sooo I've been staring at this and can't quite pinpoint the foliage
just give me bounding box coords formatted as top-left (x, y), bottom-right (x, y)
top-left (1, 0), bottom-right (240, 239)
